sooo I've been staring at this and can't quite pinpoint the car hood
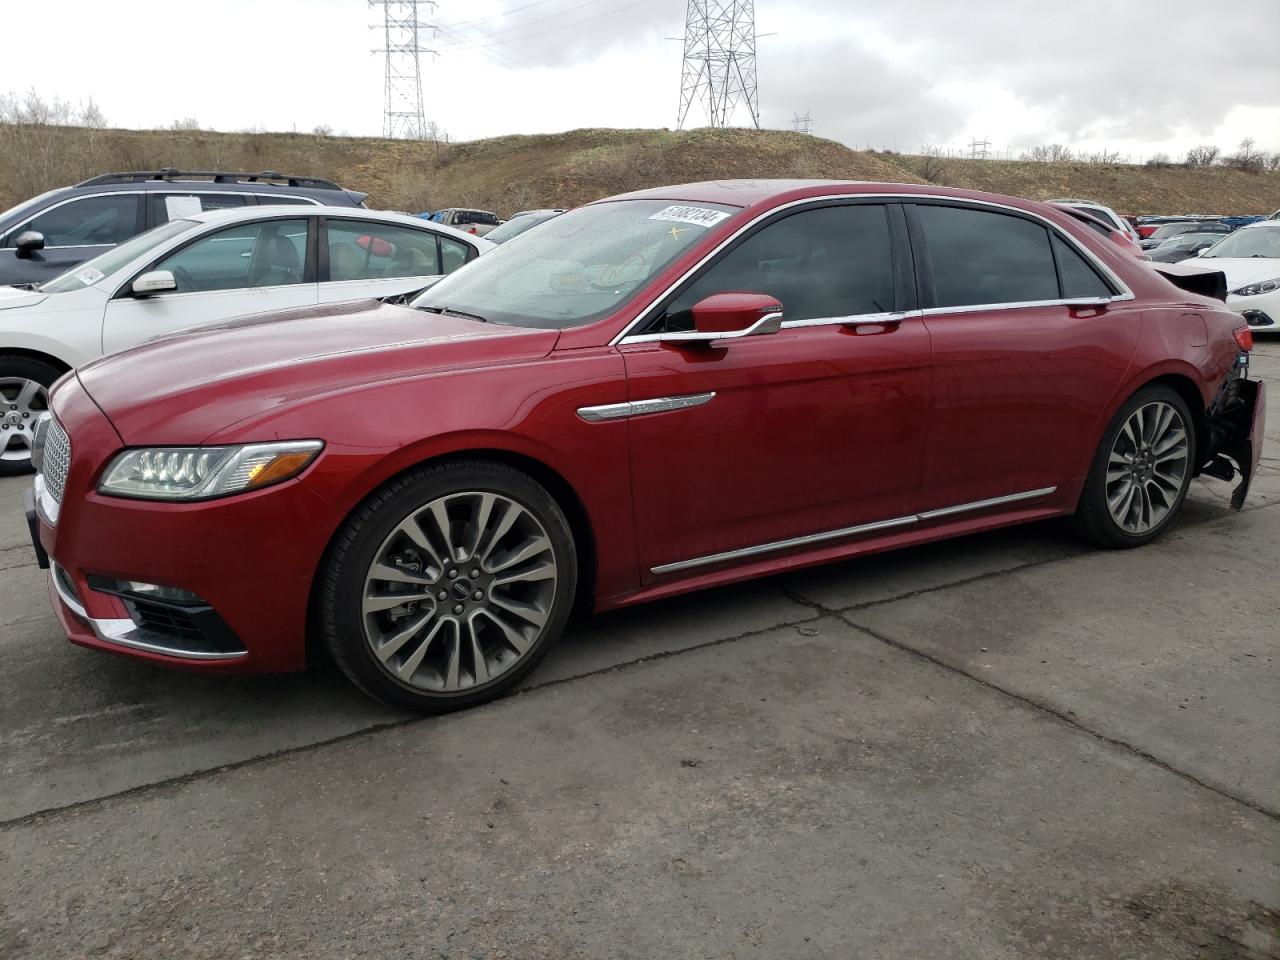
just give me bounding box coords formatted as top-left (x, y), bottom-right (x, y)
top-left (76, 299), bottom-right (560, 443)
top-left (0, 285), bottom-right (49, 311)
top-left (1176, 257), bottom-right (1280, 286)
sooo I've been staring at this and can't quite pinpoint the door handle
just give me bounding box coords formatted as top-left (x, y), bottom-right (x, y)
top-left (839, 311), bottom-right (912, 330)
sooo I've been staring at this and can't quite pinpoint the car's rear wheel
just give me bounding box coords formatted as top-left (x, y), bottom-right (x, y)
top-left (0, 356), bottom-right (59, 477)
top-left (319, 460), bottom-right (577, 712)
top-left (1072, 385), bottom-right (1195, 548)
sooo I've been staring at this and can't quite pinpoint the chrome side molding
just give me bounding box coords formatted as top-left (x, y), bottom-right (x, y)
top-left (651, 486), bottom-right (1058, 575)
top-left (578, 392), bottom-right (716, 423)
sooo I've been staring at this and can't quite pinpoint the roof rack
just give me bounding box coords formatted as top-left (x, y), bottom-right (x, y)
top-left (75, 169), bottom-right (344, 190)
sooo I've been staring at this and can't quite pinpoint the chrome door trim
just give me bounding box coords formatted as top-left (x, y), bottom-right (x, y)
top-left (917, 486), bottom-right (1059, 521)
top-left (578, 392), bottom-right (715, 422)
top-left (611, 192), bottom-right (1133, 346)
top-left (649, 486), bottom-right (1058, 575)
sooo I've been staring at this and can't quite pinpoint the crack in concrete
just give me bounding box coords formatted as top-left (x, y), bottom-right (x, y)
top-left (0, 604), bottom-right (822, 831)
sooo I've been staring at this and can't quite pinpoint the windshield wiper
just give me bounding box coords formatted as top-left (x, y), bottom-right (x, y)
top-left (439, 307), bottom-right (489, 323)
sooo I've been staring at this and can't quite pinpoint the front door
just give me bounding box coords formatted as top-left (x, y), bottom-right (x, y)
top-left (619, 201), bottom-right (932, 581)
top-left (102, 217), bottom-right (318, 355)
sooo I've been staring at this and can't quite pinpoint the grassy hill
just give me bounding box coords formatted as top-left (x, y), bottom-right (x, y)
top-left (0, 124), bottom-right (1276, 218)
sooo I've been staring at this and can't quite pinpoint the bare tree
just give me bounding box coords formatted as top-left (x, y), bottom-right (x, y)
top-left (916, 145), bottom-right (951, 184)
top-left (1223, 137), bottom-right (1265, 173)
top-left (1144, 152), bottom-right (1173, 169)
top-left (1184, 144), bottom-right (1220, 166)
top-left (170, 117), bottom-right (201, 131)
top-left (1022, 143), bottom-right (1074, 163)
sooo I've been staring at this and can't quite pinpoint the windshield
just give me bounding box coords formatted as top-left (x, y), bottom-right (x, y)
top-left (1149, 222), bottom-right (1201, 240)
top-left (1202, 227), bottom-right (1280, 260)
top-left (0, 189), bottom-right (62, 231)
top-left (39, 219), bottom-right (196, 293)
top-left (411, 199), bottom-right (740, 329)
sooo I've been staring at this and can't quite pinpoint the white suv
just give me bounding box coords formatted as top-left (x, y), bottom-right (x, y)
top-left (0, 205), bottom-right (491, 473)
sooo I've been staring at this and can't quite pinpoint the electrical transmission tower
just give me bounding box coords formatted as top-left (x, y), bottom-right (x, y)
top-left (677, 0), bottom-right (760, 130)
top-left (370, 0), bottom-right (437, 139)
top-left (791, 112), bottom-right (813, 135)
top-left (968, 137), bottom-right (991, 160)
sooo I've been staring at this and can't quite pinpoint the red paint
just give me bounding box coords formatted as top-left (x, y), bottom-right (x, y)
top-left (39, 181), bottom-right (1261, 675)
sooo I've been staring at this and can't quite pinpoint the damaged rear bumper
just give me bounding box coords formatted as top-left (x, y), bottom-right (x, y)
top-left (1204, 376), bottom-right (1266, 511)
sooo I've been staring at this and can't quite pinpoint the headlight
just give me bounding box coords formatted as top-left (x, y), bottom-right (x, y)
top-left (99, 440), bottom-right (323, 501)
top-left (1231, 276), bottom-right (1280, 297)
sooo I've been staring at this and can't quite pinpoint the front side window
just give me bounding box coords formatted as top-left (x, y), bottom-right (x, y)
top-left (327, 221), bottom-right (457, 280)
top-left (149, 193), bottom-right (248, 224)
top-left (154, 218), bottom-right (308, 292)
top-left (657, 204), bottom-right (896, 332)
top-left (411, 199), bottom-right (740, 329)
top-left (918, 204), bottom-right (1060, 307)
top-left (7, 194), bottom-right (139, 247)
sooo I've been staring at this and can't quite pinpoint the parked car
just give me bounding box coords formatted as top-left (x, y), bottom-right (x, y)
top-left (1047, 198), bottom-right (1139, 241)
top-left (1050, 203), bottom-right (1145, 258)
top-left (1145, 232), bottom-right (1227, 263)
top-left (0, 206), bottom-right (490, 473)
top-left (428, 208), bottom-right (502, 236)
top-left (0, 169), bottom-right (368, 288)
top-left (1135, 216), bottom-right (1204, 240)
top-left (483, 209), bottom-right (566, 244)
top-left (1221, 215), bottom-right (1265, 231)
top-left (26, 181), bottom-right (1263, 713)
top-left (1177, 221), bottom-right (1280, 330)
top-left (1139, 220), bottom-right (1232, 250)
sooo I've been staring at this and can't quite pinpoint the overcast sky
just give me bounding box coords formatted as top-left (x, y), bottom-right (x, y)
top-left (4, 0), bottom-right (1278, 159)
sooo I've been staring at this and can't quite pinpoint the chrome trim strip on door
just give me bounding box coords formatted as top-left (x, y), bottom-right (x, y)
top-left (577, 392), bottom-right (716, 422)
top-left (611, 192), bottom-right (1133, 346)
top-left (649, 486), bottom-right (1058, 575)
top-left (917, 486), bottom-right (1059, 521)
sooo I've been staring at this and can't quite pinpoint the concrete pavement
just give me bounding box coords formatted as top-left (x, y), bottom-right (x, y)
top-left (0, 340), bottom-right (1277, 958)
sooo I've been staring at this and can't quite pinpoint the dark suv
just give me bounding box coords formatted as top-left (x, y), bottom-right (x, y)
top-left (0, 169), bottom-right (368, 286)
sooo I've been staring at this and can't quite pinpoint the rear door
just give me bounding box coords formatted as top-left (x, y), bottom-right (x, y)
top-left (101, 216), bottom-right (318, 354)
top-left (319, 217), bottom-right (475, 303)
top-left (620, 200), bottom-right (932, 580)
top-left (907, 200), bottom-right (1142, 512)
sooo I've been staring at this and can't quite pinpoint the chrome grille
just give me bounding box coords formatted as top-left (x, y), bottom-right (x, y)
top-left (42, 417), bottom-right (71, 504)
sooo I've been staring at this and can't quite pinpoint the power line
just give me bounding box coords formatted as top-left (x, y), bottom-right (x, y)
top-left (677, 0), bottom-right (759, 130)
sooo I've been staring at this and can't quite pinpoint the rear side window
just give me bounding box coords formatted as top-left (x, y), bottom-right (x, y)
top-left (1051, 235), bottom-right (1112, 299)
top-left (918, 204), bottom-right (1059, 307)
top-left (9, 194), bottom-right (140, 247)
top-left (149, 193), bottom-right (248, 224)
top-left (327, 221), bottom-right (470, 280)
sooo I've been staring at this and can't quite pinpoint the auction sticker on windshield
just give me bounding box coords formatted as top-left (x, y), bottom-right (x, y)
top-left (648, 205), bottom-right (732, 228)
top-left (74, 266), bottom-right (104, 285)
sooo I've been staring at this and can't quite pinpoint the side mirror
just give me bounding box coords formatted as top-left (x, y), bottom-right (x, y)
top-left (131, 270), bottom-right (177, 296)
top-left (660, 292), bottom-right (784, 345)
top-left (1196, 247), bottom-right (1208, 257)
top-left (14, 231), bottom-right (45, 259)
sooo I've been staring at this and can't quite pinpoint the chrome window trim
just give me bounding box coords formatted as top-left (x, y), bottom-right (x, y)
top-left (650, 486), bottom-right (1058, 575)
top-left (578, 391), bottom-right (715, 422)
top-left (612, 192), bottom-right (1133, 346)
top-left (49, 563), bottom-right (246, 662)
top-left (618, 310), bottom-right (924, 344)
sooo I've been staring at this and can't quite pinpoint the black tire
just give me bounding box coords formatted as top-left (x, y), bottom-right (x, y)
top-left (1072, 384), bottom-right (1196, 549)
top-left (0, 355), bottom-right (61, 477)
top-left (319, 459), bottom-right (578, 713)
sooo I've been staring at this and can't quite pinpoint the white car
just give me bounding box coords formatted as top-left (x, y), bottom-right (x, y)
top-left (1176, 221), bottom-right (1280, 333)
top-left (0, 205), bottom-right (492, 473)
top-left (1047, 198), bottom-right (1139, 242)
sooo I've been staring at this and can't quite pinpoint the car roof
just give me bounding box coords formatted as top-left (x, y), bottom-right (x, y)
top-left (182, 205), bottom-right (493, 246)
top-left (597, 179), bottom-right (1089, 218)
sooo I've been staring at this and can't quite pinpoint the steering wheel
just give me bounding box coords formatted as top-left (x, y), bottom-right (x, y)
top-left (595, 252), bottom-right (648, 290)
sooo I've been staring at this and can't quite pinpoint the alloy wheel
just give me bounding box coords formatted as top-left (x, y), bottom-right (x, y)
top-left (1105, 400), bottom-right (1189, 535)
top-left (360, 490), bottom-right (558, 692)
top-left (0, 377), bottom-right (48, 462)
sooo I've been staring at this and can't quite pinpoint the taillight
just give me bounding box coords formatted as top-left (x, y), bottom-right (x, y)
top-left (1234, 326), bottom-right (1254, 351)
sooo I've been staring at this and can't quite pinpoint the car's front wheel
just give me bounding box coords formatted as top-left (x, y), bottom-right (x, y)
top-left (1073, 384), bottom-right (1196, 548)
top-left (319, 460), bottom-right (577, 712)
top-left (0, 356), bottom-right (59, 477)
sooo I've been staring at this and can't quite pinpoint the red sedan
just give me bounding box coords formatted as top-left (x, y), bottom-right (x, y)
top-left (26, 181), bottom-right (1265, 712)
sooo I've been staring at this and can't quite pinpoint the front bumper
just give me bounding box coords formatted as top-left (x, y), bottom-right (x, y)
top-left (34, 376), bottom-right (341, 674)
top-left (1227, 290), bottom-right (1280, 329)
